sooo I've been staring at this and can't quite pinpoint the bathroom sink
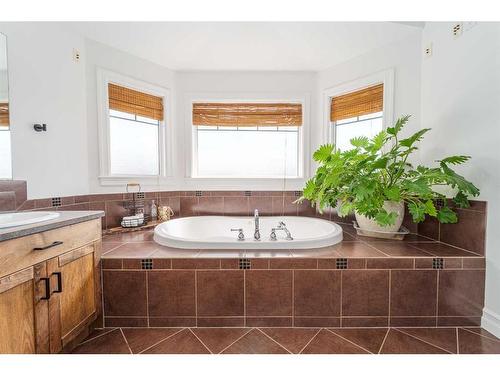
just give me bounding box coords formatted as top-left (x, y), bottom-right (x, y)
top-left (0, 211), bottom-right (60, 229)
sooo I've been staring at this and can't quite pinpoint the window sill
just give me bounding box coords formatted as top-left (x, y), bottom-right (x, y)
top-left (98, 175), bottom-right (173, 187)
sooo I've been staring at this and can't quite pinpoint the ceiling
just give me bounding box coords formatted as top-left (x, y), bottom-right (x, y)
top-left (70, 22), bottom-right (423, 71)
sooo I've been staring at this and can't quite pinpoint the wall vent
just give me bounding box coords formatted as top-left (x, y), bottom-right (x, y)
top-left (51, 197), bottom-right (62, 207)
top-left (295, 191), bottom-right (302, 197)
top-left (239, 259), bottom-right (251, 269)
top-left (135, 192), bottom-right (145, 199)
top-left (244, 191), bottom-right (252, 196)
top-left (141, 259), bottom-right (153, 270)
top-left (432, 258), bottom-right (444, 269)
top-left (195, 190), bottom-right (203, 196)
top-left (336, 258), bottom-right (348, 269)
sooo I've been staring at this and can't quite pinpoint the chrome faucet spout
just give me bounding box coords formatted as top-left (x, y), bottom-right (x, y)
top-left (254, 209), bottom-right (261, 241)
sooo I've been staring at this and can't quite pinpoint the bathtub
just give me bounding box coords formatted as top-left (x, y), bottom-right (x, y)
top-left (153, 216), bottom-right (343, 249)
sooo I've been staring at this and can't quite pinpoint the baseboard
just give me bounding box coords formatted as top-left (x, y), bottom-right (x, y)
top-left (481, 308), bottom-right (500, 339)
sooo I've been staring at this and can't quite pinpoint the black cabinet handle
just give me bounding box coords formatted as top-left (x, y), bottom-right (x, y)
top-left (52, 272), bottom-right (62, 293)
top-left (40, 277), bottom-right (51, 300)
top-left (33, 241), bottom-right (63, 251)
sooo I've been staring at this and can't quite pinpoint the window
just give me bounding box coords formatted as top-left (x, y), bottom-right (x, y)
top-left (96, 68), bottom-right (172, 185)
top-left (330, 84), bottom-right (384, 151)
top-left (107, 83), bottom-right (163, 176)
top-left (109, 109), bottom-right (160, 175)
top-left (191, 102), bottom-right (303, 178)
top-left (0, 102), bottom-right (11, 179)
top-left (333, 112), bottom-right (383, 151)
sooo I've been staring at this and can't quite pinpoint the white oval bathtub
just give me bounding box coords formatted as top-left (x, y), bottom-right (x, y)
top-left (154, 216), bottom-right (343, 249)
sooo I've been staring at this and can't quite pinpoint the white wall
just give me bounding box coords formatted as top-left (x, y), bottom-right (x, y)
top-left (84, 38), bottom-right (176, 193)
top-left (0, 23), bottom-right (89, 198)
top-left (317, 34), bottom-right (422, 150)
top-left (420, 22), bottom-right (500, 336)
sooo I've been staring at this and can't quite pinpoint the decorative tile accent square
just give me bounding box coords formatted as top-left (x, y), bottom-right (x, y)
top-left (336, 258), bottom-right (348, 269)
top-left (239, 259), bottom-right (251, 269)
top-left (136, 192), bottom-right (145, 199)
top-left (141, 259), bottom-right (153, 270)
top-left (244, 191), bottom-right (252, 197)
top-left (195, 191), bottom-right (203, 197)
top-left (51, 197), bottom-right (62, 207)
top-left (433, 258), bottom-right (444, 269)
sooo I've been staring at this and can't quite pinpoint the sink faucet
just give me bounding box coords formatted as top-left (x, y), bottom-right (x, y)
top-left (254, 209), bottom-right (261, 241)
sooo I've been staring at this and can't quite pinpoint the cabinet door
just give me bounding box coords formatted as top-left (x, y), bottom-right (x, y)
top-left (0, 265), bottom-right (50, 354)
top-left (48, 243), bottom-right (98, 352)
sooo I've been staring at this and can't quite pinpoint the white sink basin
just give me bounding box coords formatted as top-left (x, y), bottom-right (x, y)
top-left (0, 211), bottom-right (60, 229)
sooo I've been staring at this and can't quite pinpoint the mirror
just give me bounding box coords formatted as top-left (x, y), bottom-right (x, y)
top-left (0, 32), bottom-right (12, 179)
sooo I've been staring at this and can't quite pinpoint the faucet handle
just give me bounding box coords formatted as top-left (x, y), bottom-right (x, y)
top-left (270, 228), bottom-right (277, 241)
top-left (230, 228), bottom-right (245, 241)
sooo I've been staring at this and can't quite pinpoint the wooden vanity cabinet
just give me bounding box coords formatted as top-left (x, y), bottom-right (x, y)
top-left (47, 242), bottom-right (101, 352)
top-left (0, 219), bottom-right (102, 354)
top-left (0, 264), bottom-right (50, 353)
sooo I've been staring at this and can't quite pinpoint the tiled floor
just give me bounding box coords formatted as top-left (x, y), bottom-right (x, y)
top-left (71, 327), bottom-right (500, 354)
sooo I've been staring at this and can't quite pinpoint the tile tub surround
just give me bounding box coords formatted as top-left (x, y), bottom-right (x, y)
top-left (11, 189), bottom-right (487, 256)
top-left (100, 229), bottom-right (486, 329)
top-left (0, 180), bottom-right (27, 211)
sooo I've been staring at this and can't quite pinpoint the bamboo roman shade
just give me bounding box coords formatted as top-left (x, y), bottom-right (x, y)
top-left (0, 102), bottom-right (9, 129)
top-left (330, 84), bottom-right (383, 122)
top-left (192, 102), bottom-right (303, 127)
top-left (108, 83), bottom-right (164, 121)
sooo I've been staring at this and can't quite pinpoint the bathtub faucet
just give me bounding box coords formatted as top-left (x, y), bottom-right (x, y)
top-left (254, 209), bottom-right (261, 241)
top-left (277, 221), bottom-right (293, 240)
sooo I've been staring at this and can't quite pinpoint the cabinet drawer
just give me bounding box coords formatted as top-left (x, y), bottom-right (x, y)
top-left (0, 219), bottom-right (101, 278)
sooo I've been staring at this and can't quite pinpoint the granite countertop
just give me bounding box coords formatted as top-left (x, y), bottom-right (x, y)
top-left (0, 210), bottom-right (105, 242)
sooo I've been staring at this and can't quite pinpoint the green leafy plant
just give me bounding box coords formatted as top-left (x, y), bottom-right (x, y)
top-left (299, 115), bottom-right (479, 226)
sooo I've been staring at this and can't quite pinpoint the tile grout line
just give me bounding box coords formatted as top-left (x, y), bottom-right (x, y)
top-left (243, 270), bottom-right (246, 327)
top-left (340, 270), bottom-right (343, 325)
top-left (326, 328), bottom-right (372, 354)
top-left (219, 328), bottom-right (254, 353)
top-left (78, 328), bottom-right (118, 346)
top-left (195, 271), bottom-right (198, 327)
top-left (394, 328), bottom-right (452, 354)
top-left (377, 328), bottom-right (390, 354)
top-left (138, 328), bottom-right (185, 354)
top-left (435, 270), bottom-right (440, 327)
top-left (119, 328), bottom-right (133, 354)
top-left (188, 328), bottom-right (213, 354)
top-left (146, 270), bottom-right (150, 327)
top-left (292, 270), bottom-right (295, 327)
top-left (298, 328), bottom-right (323, 354)
top-left (388, 270), bottom-right (391, 326)
top-left (461, 327), bottom-right (500, 342)
top-left (257, 328), bottom-right (293, 354)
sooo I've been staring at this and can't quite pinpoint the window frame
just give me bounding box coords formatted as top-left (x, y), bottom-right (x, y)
top-left (185, 94), bottom-right (310, 185)
top-left (96, 68), bottom-right (173, 186)
top-left (322, 69), bottom-right (394, 147)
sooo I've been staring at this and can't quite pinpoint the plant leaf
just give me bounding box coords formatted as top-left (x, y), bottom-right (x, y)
top-left (453, 190), bottom-right (470, 208)
top-left (375, 210), bottom-right (398, 226)
top-left (384, 186), bottom-right (401, 201)
top-left (350, 136), bottom-right (369, 148)
top-left (439, 155), bottom-right (471, 165)
top-left (313, 144), bottom-right (334, 162)
top-left (424, 200), bottom-right (437, 217)
top-left (302, 179), bottom-right (316, 199)
top-left (399, 128), bottom-right (431, 148)
top-left (437, 206), bottom-right (458, 223)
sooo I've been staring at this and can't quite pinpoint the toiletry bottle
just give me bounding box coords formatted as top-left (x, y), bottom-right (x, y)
top-left (151, 200), bottom-right (158, 220)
